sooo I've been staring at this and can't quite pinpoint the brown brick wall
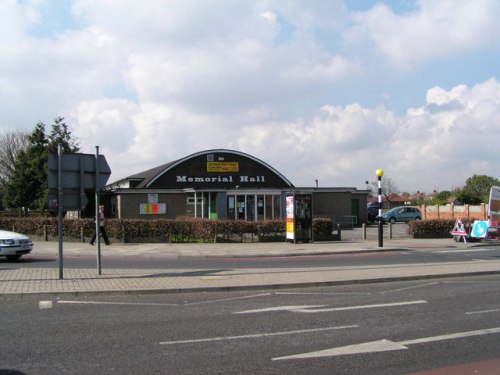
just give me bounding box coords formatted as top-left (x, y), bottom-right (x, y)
top-left (421, 203), bottom-right (488, 221)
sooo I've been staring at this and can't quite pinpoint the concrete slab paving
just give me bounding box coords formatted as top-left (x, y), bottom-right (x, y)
top-left (1, 236), bottom-right (499, 298)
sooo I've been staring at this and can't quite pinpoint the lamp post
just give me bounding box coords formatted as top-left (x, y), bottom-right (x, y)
top-left (375, 169), bottom-right (384, 247)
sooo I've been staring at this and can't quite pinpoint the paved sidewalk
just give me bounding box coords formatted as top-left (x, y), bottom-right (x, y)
top-left (1, 236), bottom-right (499, 298)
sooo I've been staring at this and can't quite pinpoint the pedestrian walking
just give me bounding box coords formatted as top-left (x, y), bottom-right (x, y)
top-left (90, 205), bottom-right (110, 245)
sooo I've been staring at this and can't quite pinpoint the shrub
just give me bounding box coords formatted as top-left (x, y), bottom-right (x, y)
top-left (313, 217), bottom-right (333, 236)
top-left (0, 216), bottom-right (339, 243)
top-left (408, 219), bottom-right (455, 235)
top-left (256, 220), bottom-right (285, 236)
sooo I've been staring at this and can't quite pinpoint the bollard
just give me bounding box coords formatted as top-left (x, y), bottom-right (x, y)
top-left (362, 223), bottom-right (367, 240)
top-left (337, 224), bottom-right (342, 241)
top-left (389, 223), bottom-right (393, 239)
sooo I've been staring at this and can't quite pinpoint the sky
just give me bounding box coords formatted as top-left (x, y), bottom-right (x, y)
top-left (1, 0), bottom-right (499, 193)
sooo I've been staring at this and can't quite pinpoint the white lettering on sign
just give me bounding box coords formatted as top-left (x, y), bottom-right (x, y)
top-left (239, 175), bottom-right (265, 183)
top-left (175, 175), bottom-right (265, 183)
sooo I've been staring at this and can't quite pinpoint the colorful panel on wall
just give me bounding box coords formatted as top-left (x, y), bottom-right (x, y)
top-left (140, 203), bottom-right (166, 214)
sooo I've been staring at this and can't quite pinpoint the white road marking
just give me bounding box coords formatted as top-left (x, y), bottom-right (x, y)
top-left (466, 308), bottom-right (500, 315)
top-left (294, 300), bottom-right (427, 313)
top-left (400, 327), bottom-right (500, 345)
top-left (275, 339), bottom-right (407, 360)
top-left (436, 249), bottom-right (495, 253)
top-left (159, 325), bottom-right (359, 345)
top-left (234, 300), bottom-right (427, 314)
top-left (233, 305), bottom-right (326, 314)
top-left (380, 282), bottom-right (438, 294)
top-left (58, 300), bottom-right (178, 306)
top-left (56, 294), bottom-right (271, 308)
top-left (39, 301), bottom-right (53, 309)
top-left (275, 292), bottom-right (371, 296)
top-left (185, 293), bottom-right (272, 305)
top-left (273, 327), bottom-right (500, 360)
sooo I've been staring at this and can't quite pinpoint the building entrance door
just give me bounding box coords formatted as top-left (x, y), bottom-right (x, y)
top-left (237, 195), bottom-right (246, 220)
top-left (246, 195), bottom-right (255, 221)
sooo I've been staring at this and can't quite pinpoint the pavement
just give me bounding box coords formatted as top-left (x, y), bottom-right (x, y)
top-left (1, 231), bottom-right (500, 298)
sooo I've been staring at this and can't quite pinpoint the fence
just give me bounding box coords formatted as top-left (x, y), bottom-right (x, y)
top-left (420, 203), bottom-right (488, 221)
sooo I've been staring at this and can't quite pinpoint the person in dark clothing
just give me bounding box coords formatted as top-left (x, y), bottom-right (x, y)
top-left (90, 205), bottom-right (110, 245)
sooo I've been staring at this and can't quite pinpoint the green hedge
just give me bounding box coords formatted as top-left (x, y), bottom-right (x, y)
top-left (0, 217), bottom-right (338, 243)
top-left (2, 217), bottom-right (461, 241)
top-left (408, 219), bottom-right (455, 237)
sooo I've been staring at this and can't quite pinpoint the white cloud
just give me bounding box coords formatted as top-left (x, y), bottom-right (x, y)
top-left (388, 79), bottom-right (500, 190)
top-left (1, 1), bottom-right (499, 194)
top-left (348, 0), bottom-right (500, 68)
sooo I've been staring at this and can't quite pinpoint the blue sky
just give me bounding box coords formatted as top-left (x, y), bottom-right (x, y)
top-left (1, 0), bottom-right (499, 192)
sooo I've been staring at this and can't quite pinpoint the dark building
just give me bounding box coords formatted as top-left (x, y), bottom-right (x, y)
top-left (104, 149), bottom-right (368, 226)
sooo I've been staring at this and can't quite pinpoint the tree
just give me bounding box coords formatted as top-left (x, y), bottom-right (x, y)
top-left (431, 190), bottom-right (452, 205)
top-left (370, 175), bottom-right (400, 202)
top-left (48, 117), bottom-right (79, 154)
top-left (2, 118), bottom-right (80, 212)
top-left (0, 129), bottom-right (29, 185)
top-left (460, 174), bottom-right (500, 204)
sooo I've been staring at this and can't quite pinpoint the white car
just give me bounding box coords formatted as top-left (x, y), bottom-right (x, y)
top-left (0, 230), bottom-right (33, 261)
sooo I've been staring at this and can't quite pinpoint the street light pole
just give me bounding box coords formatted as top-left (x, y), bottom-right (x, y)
top-left (375, 169), bottom-right (384, 247)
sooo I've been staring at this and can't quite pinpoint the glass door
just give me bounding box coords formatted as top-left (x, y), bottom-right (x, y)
top-left (246, 195), bottom-right (255, 221)
top-left (237, 195), bottom-right (246, 220)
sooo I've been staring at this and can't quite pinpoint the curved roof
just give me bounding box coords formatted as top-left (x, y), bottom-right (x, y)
top-left (117, 149), bottom-right (294, 189)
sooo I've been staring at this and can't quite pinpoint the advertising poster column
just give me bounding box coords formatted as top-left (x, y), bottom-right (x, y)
top-left (286, 195), bottom-right (295, 241)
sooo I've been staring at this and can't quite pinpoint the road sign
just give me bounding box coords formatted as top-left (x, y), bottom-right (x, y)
top-left (48, 191), bottom-right (89, 210)
top-left (471, 220), bottom-right (488, 238)
top-left (47, 152), bottom-right (112, 210)
top-left (47, 153), bottom-right (111, 190)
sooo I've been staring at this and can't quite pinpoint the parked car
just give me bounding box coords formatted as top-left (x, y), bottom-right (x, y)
top-left (367, 206), bottom-right (379, 222)
top-left (379, 206), bottom-right (421, 224)
top-left (0, 230), bottom-right (33, 261)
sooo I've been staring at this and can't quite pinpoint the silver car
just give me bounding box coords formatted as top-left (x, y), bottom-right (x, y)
top-left (0, 230), bottom-right (34, 261)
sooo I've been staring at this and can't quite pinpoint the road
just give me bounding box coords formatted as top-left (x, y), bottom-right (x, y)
top-left (3, 242), bottom-right (499, 270)
top-left (2, 275), bottom-right (500, 374)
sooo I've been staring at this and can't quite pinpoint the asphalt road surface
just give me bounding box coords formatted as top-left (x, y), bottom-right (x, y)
top-left (3, 242), bottom-right (499, 270)
top-left (2, 275), bottom-right (500, 374)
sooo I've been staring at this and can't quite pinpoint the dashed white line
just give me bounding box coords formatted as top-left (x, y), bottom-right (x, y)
top-left (185, 293), bottom-right (272, 305)
top-left (58, 300), bottom-right (178, 306)
top-left (291, 300), bottom-right (428, 313)
top-left (39, 301), bottom-right (53, 309)
top-left (436, 249), bottom-right (496, 253)
top-left (380, 282), bottom-right (438, 294)
top-left (233, 300), bottom-right (427, 314)
top-left (233, 305), bottom-right (326, 314)
top-left (159, 325), bottom-right (359, 345)
top-left (275, 292), bottom-right (371, 296)
top-left (466, 308), bottom-right (500, 315)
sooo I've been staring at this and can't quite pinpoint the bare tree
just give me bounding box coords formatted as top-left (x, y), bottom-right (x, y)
top-left (0, 128), bottom-right (29, 185)
top-left (370, 175), bottom-right (400, 202)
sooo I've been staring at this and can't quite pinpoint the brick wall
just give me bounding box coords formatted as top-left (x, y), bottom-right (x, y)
top-left (421, 203), bottom-right (488, 221)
